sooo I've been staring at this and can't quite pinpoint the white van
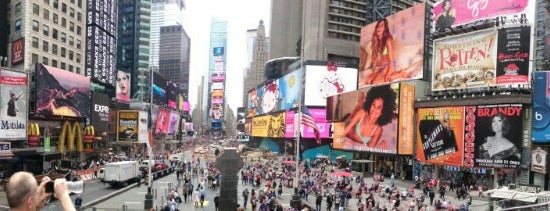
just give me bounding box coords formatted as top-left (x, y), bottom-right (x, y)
top-left (97, 168), bottom-right (105, 181)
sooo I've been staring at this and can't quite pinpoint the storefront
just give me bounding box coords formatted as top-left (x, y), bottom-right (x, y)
top-left (488, 185), bottom-right (550, 210)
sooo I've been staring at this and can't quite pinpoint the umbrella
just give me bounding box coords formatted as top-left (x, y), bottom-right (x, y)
top-left (333, 171), bottom-right (352, 177)
top-left (282, 160), bottom-right (295, 165)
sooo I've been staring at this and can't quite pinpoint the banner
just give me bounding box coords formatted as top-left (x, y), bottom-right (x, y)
top-left (0, 69), bottom-right (27, 139)
top-left (496, 26), bottom-right (531, 84)
top-left (305, 65), bottom-right (358, 106)
top-left (91, 92), bottom-right (110, 132)
top-left (138, 111), bottom-right (148, 143)
top-left (432, 30), bottom-right (497, 91)
top-left (279, 69), bottom-right (303, 110)
top-left (35, 64), bottom-right (90, 118)
top-left (358, 4), bottom-right (425, 89)
top-left (531, 147), bottom-right (547, 174)
top-left (117, 110), bottom-right (139, 142)
top-left (155, 108), bottom-right (170, 134)
top-left (398, 83), bottom-right (415, 155)
top-left (11, 38), bottom-right (24, 65)
top-left (432, 0), bottom-right (532, 31)
top-left (285, 111), bottom-right (295, 138)
top-left (464, 104), bottom-right (523, 168)
top-left (417, 107), bottom-right (464, 166)
top-left (251, 115), bottom-right (270, 137)
top-left (168, 111), bottom-right (180, 134)
top-left (116, 71), bottom-right (131, 104)
top-left (533, 71), bottom-right (550, 143)
top-left (330, 84), bottom-right (399, 154)
top-left (251, 112), bottom-right (286, 138)
top-left (301, 108), bottom-right (331, 139)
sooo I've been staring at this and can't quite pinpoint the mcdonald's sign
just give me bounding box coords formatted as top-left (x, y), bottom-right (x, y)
top-left (11, 38), bottom-right (24, 65)
top-left (83, 126), bottom-right (94, 154)
top-left (58, 121), bottom-right (83, 153)
top-left (27, 123), bottom-right (40, 147)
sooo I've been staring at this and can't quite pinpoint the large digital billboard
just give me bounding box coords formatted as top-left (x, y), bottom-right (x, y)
top-left (117, 110), bottom-right (138, 142)
top-left (532, 71), bottom-right (550, 143)
top-left (247, 88), bottom-right (258, 117)
top-left (91, 92), bottom-right (110, 132)
top-left (211, 71), bottom-right (225, 82)
top-left (279, 69), bottom-right (303, 110)
top-left (211, 103), bottom-right (223, 120)
top-left (167, 81), bottom-right (178, 110)
top-left (251, 112), bottom-right (287, 138)
top-left (116, 71), bottom-right (131, 104)
top-left (85, 25), bottom-right (116, 87)
top-left (432, 0), bottom-right (534, 32)
top-left (0, 69), bottom-right (27, 139)
top-left (155, 108), bottom-right (170, 134)
top-left (305, 64), bottom-right (358, 106)
top-left (258, 80), bottom-right (281, 115)
top-left (168, 111), bottom-right (180, 134)
top-left (464, 104), bottom-right (523, 168)
top-left (35, 64), bottom-right (90, 118)
top-left (152, 72), bottom-right (167, 106)
top-left (301, 108), bottom-right (331, 139)
top-left (417, 107), bottom-right (465, 166)
top-left (358, 3), bottom-right (425, 89)
top-left (432, 30), bottom-right (497, 91)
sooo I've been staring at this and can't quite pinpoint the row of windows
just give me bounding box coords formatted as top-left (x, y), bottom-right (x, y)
top-left (328, 23), bottom-right (361, 34)
top-left (330, 0), bottom-right (366, 11)
top-left (42, 0), bottom-right (83, 10)
top-left (31, 20), bottom-right (82, 49)
top-left (31, 53), bottom-right (81, 74)
top-left (31, 36), bottom-right (82, 63)
top-left (33, 2), bottom-right (83, 22)
top-left (329, 15), bottom-right (365, 27)
top-left (328, 32), bottom-right (360, 41)
top-left (30, 8), bottom-right (83, 35)
top-left (329, 7), bottom-right (366, 20)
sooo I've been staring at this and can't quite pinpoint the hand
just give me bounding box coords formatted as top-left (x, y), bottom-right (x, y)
top-left (36, 176), bottom-right (52, 209)
top-left (54, 178), bottom-right (70, 198)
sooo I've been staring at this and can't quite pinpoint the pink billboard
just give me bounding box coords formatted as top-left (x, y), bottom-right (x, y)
top-left (285, 111), bottom-right (295, 138)
top-left (301, 108), bottom-right (331, 138)
top-left (433, 0), bottom-right (530, 32)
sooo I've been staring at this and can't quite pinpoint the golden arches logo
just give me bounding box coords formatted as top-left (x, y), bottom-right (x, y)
top-left (58, 121), bottom-right (83, 153)
top-left (28, 123), bottom-right (40, 136)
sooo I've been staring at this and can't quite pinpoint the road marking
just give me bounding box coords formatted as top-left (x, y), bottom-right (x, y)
top-left (136, 192), bottom-right (147, 194)
top-left (281, 193), bottom-right (291, 196)
top-left (281, 203), bottom-right (290, 207)
top-left (124, 202), bottom-right (142, 204)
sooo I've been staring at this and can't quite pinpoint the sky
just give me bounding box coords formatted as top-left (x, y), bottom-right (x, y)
top-left (182, 0), bottom-right (271, 114)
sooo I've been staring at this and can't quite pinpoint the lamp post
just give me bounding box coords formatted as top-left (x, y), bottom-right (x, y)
top-left (144, 70), bottom-right (154, 210)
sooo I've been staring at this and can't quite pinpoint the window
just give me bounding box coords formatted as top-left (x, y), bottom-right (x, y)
top-left (69, 50), bottom-right (73, 60)
top-left (52, 60), bottom-right (57, 67)
top-left (33, 4), bottom-right (39, 15)
top-left (44, 0), bottom-right (50, 4)
top-left (60, 62), bottom-right (65, 70)
top-left (69, 65), bottom-right (73, 72)
top-left (61, 32), bottom-right (66, 42)
top-left (43, 9), bottom-right (49, 20)
top-left (53, 0), bottom-right (58, 9)
top-left (76, 40), bottom-right (81, 49)
top-left (77, 26), bottom-right (81, 35)
top-left (42, 57), bottom-right (48, 65)
top-left (69, 22), bottom-right (74, 32)
top-left (15, 19), bottom-right (21, 32)
top-left (62, 18), bottom-right (66, 27)
top-left (32, 37), bottom-right (39, 48)
top-left (62, 3), bottom-right (67, 13)
top-left (52, 29), bottom-right (58, 39)
top-left (76, 53), bottom-right (81, 63)
top-left (32, 20), bottom-right (39, 32)
top-left (52, 44), bottom-right (58, 55)
top-left (43, 25), bottom-right (49, 36)
top-left (76, 67), bottom-right (81, 74)
top-left (69, 36), bottom-right (74, 46)
top-left (78, 0), bottom-right (82, 8)
top-left (53, 13), bottom-right (58, 24)
top-left (61, 47), bottom-right (66, 57)
top-left (70, 8), bottom-right (74, 18)
top-left (32, 54), bottom-right (39, 64)
top-left (15, 2), bottom-right (22, 15)
top-left (43, 41), bottom-right (49, 52)
top-left (77, 12), bottom-right (82, 22)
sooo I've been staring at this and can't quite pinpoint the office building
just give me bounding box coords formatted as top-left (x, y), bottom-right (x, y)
top-left (159, 24), bottom-right (190, 96)
top-left (150, 0), bottom-right (185, 68)
top-left (207, 19), bottom-right (227, 137)
top-left (243, 20), bottom-right (269, 106)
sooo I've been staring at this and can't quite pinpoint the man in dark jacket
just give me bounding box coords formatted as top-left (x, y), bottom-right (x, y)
top-left (214, 195), bottom-right (220, 211)
top-left (326, 194), bottom-right (333, 211)
top-left (429, 188), bottom-right (435, 205)
top-left (316, 194), bottom-right (323, 211)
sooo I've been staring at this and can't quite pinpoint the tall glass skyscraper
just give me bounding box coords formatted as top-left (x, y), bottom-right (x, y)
top-left (150, 0), bottom-right (185, 68)
top-left (207, 19), bottom-right (227, 138)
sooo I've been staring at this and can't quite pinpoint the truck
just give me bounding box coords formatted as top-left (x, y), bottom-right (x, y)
top-left (104, 161), bottom-right (140, 187)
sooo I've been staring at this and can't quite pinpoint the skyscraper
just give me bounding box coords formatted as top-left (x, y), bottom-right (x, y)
top-left (159, 24), bottom-right (190, 96)
top-left (117, 0), bottom-right (151, 101)
top-left (207, 19), bottom-right (227, 137)
top-left (150, 0), bottom-right (185, 68)
top-left (243, 20), bottom-right (269, 106)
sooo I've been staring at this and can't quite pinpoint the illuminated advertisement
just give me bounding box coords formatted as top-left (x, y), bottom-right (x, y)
top-left (211, 103), bottom-right (223, 120)
top-left (251, 112), bottom-right (286, 138)
top-left (0, 69), bottom-right (27, 139)
top-left (213, 47), bottom-right (224, 56)
top-left (116, 71), bottom-right (131, 104)
top-left (167, 81), bottom-right (178, 110)
top-left (117, 110), bottom-right (138, 142)
top-left (177, 94), bottom-right (184, 111)
top-left (432, 0), bottom-right (533, 32)
top-left (358, 4), bottom-right (425, 89)
top-left (258, 80), bottom-right (281, 115)
top-left (168, 111), bottom-right (180, 134)
top-left (398, 83), bottom-right (415, 155)
top-left (212, 90), bottom-right (224, 97)
top-left (35, 64), bottom-right (90, 118)
top-left (496, 26), bottom-right (531, 84)
top-left (138, 111), bottom-right (148, 143)
top-left (285, 111), bottom-right (296, 138)
top-left (417, 107), bottom-right (464, 166)
top-left (91, 92), bottom-right (110, 132)
top-left (247, 88), bottom-right (258, 117)
top-left (11, 38), bottom-right (24, 66)
top-left (464, 104), bottom-right (523, 168)
top-left (279, 69), bottom-right (303, 110)
top-left (155, 108), bottom-right (170, 134)
top-left (212, 97), bottom-right (223, 104)
top-left (211, 71), bottom-right (225, 82)
top-left (432, 30), bottom-right (497, 91)
top-left (328, 84), bottom-right (400, 153)
top-left (305, 64), bottom-right (358, 106)
top-left (301, 108), bottom-right (331, 139)
top-left (533, 71), bottom-right (550, 143)
top-left (152, 72), bottom-right (167, 106)
top-left (211, 82), bottom-right (224, 90)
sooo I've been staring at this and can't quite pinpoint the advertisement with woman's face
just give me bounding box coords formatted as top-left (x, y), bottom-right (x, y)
top-left (329, 84), bottom-right (399, 154)
top-left (116, 71), bottom-right (131, 104)
top-left (464, 104), bottom-right (523, 168)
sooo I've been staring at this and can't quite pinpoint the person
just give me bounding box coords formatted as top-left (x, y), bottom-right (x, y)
top-left (182, 182), bottom-right (189, 203)
top-left (74, 194), bottom-right (82, 208)
top-left (316, 194), bottom-right (323, 211)
top-left (428, 188), bottom-right (435, 206)
top-left (343, 85), bottom-right (397, 148)
top-left (7, 91), bottom-right (22, 117)
top-left (193, 189), bottom-right (199, 208)
top-left (116, 71), bottom-right (130, 103)
top-left (360, 18), bottom-right (410, 85)
top-left (6, 171), bottom-right (76, 211)
top-left (243, 188), bottom-right (250, 208)
top-left (478, 113), bottom-right (521, 161)
top-left (435, 0), bottom-right (456, 32)
top-left (199, 187), bottom-right (205, 207)
top-left (326, 193), bottom-right (333, 211)
top-left (213, 195), bottom-right (220, 211)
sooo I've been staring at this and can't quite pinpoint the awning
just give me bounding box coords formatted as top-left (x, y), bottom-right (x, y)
top-left (491, 190), bottom-right (516, 199)
top-left (513, 192), bottom-right (538, 203)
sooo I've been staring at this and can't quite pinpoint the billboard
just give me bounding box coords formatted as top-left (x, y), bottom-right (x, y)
top-left (305, 64), bottom-right (358, 106)
top-left (358, 3), bottom-right (425, 89)
top-left (117, 110), bottom-right (138, 142)
top-left (247, 88), bottom-right (258, 117)
top-left (279, 69), bottom-right (303, 110)
top-left (212, 97), bottom-right (223, 104)
top-left (85, 25), bottom-right (116, 87)
top-left (91, 92), bottom-right (110, 132)
top-left (211, 82), bottom-right (224, 90)
top-left (417, 107), bottom-right (464, 166)
top-left (258, 80), bottom-right (281, 115)
top-left (464, 104), bottom-right (523, 168)
top-left (116, 71), bottom-right (131, 104)
top-left (213, 47), bottom-right (224, 56)
top-left (432, 30), bottom-right (497, 91)
top-left (35, 64), bottom-right (90, 118)
top-left (398, 83), bottom-right (415, 155)
top-left (211, 71), bottom-right (225, 82)
top-left (167, 81), bottom-right (178, 109)
top-left (532, 71), bottom-right (550, 143)
top-left (532, 147), bottom-right (548, 174)
top-left (11, 38), bottom-right (24, 66)
top-left (432, 0), bottom-right (533, 32)
top-left (177, 94), bottom-right (184, 111)
top-left (152, 72), bottom-right (167, 106)
top-left (211, 103), bottom-right (223, 120)
top-left (138, 111), bottom-right (148, 143)
top-left (251, 112), bottom-right (287, 138)
top-left (168, 111), bottom-right (180, 134)
top-left (155, 108), bottom-right (170, 134)
top-left (496, 26), bottom-right (531, 84)
top-left (329, 84), bottom-right (399, 153)
top-left (300, 108), bottom-right (331, 139)
top-left (212, 90), bottom-right (224, 97)
top-left (0, 69), bottom-right (27, 139)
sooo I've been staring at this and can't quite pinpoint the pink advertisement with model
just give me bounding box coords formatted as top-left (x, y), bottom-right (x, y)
top-left (301, 108), bottom-right (331, 138)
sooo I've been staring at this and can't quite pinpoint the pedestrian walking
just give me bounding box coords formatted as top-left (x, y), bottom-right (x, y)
top-left (316, 194), bottom-right (323, 211)
top-left (439, 185), bottom-right (446, 200)
top-left (214, 195), bottom-right (220, 211)
top-left (326, 194), bottom-right (333, 211)
top-left (182, 182), bottom-right (189, 203)
top-left (428, 188), bottom-right (435, 206)
top-left (243, 188), bottom-right (250, 208)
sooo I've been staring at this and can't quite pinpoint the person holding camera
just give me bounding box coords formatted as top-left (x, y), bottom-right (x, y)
top-left (6, 171), bottom-right (76, 211)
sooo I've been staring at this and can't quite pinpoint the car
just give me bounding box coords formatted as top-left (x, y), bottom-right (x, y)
top-left (155, 163), bottom-right (169, 172)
